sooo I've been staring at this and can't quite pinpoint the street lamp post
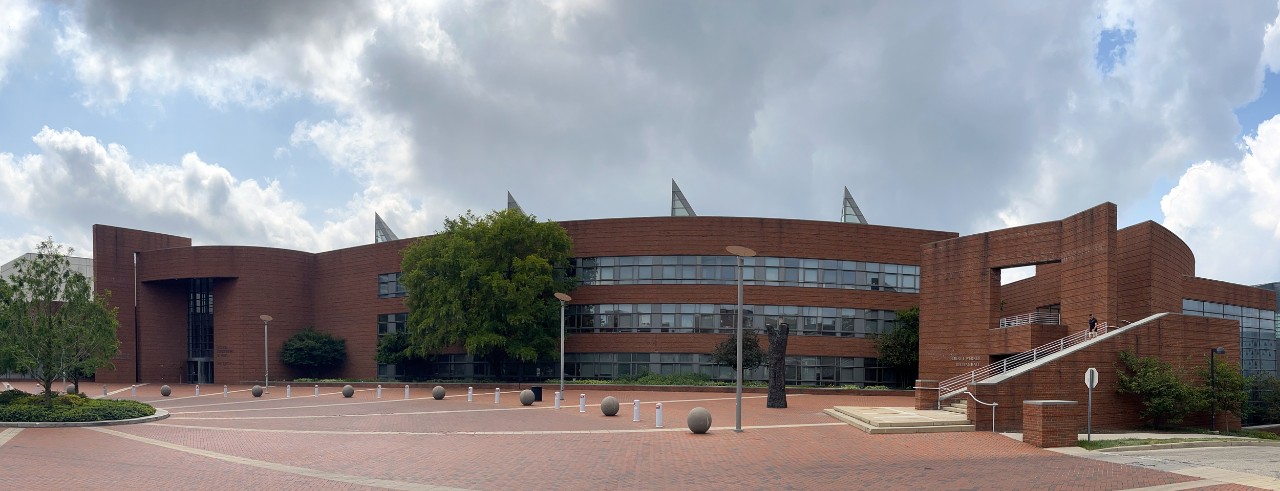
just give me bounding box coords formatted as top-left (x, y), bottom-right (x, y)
top-left (261, 315), bottom-right (273, 394)
top-left (554, 292), bottom-right (572, 401)
top-left (1210, 346), bottom-right (1225, 433)
top-left (726, 245), bottom-right (757, 433)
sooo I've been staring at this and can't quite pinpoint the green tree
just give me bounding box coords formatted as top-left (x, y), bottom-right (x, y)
top-left (0, 239), bottom-right (120, 406)
top-left (59, 273), bottom-right (120, 394)
top-left (280, 328), bottom-right (347, 379)
top-left (711, 330), bottom-right (766, 372)
top-left (375, 331), bottom-right (411, 366)
top-left (400, 208), bottom-right (575, 376)
top-left (873, 306), bottom-right (919, 387)
top-left (1245, 373), bottom-right (1280, 425)
top-left (1198, 358), bottom-right (1248, 425)
top-left (1116, 351), bottom-right (1205, 428)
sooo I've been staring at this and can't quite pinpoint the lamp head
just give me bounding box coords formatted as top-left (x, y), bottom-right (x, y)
top-left (260, 314), bottom-right (273, 322)
top-left (554, 292), bottom-right (572, 302)
top-left (1212, 347), bottom-right (1225, 354)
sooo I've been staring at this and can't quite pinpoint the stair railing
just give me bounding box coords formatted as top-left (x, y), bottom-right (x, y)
top-left (961, 390), bottom-right (998, 433)
top-left (937, 322), bottom-right (1108, 403)
top-left (997, 311), bottom-right (1061, 328)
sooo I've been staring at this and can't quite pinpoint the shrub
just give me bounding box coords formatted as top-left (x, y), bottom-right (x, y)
top-left (1116, 351), bottom-right (1205, 428)
top-left (281, 327), bottom-right (347, 379)
top-left (0, 395), bottom-right (154, 422)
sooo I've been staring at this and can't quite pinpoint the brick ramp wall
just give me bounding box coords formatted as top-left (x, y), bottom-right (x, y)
top-left (967, 313), bottom-right (1239, 431)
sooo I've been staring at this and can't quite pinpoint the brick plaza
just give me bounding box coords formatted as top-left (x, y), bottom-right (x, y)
top-left (0, 383), bottom-right (1258, 491)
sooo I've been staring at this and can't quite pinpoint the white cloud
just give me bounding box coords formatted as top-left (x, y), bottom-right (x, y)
top-left (0, 127), bottom-right (352, 252)
top-left (0, 0), bottom-right (37, 85)
top-left (7, 0), bottom-right (1278, 275)
top-left (1161, 115), bottom-right (1280, 284)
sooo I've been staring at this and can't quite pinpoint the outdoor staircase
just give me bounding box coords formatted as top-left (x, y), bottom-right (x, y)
top-left (941, 400), bottom-right (967, 416)
top-left (932, 314), bottom-right (1170, 405)
top-left (824, 406), bottom-right (975, 434)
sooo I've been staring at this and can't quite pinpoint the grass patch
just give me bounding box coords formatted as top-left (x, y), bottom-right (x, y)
top-left (0, 389), bottom-right (155, 423)
top-left (1077, 437), bottom-right (1243, 450)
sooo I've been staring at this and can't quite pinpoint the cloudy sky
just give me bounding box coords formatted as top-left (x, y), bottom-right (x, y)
top-left (1, 0), bottom-right (1280, 285)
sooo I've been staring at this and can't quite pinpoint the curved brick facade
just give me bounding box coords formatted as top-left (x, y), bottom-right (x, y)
top-left (93, 218), bottom-right (956, 385)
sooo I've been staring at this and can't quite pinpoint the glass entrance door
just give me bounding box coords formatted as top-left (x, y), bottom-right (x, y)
top-left (187, 359), bottom-right (214, 384)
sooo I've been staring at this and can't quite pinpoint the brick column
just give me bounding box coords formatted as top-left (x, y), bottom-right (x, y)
top-left (915, 380), bottom-right (938, 410)
top-left (1023, 400), bottom-right (1078, 448)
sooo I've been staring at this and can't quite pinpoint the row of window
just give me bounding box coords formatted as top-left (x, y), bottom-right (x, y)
top-left (566, 303), bottom-right (900, 337)
top-left (571, 255), bottom-right (921, 292)
top-left (1183, 298), bottom-right (1278, 376)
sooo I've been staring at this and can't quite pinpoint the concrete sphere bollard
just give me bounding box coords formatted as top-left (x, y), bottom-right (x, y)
top-left (342, 385), bottom-right (355, 398)
top-left (519, 389), bottom-right (535, 406)
top-left (251, 385), bottom-right (263, 397)
top-left (687, 407), bottom-right (712, 434)
top-left (65, 385), bottom-right (76, 394)
top-left (432, 386), bottom-right (446, 400)
top-left (600, 396), bottom-right (620, 416)
top-left (160, 385), bottom-right (171, 397)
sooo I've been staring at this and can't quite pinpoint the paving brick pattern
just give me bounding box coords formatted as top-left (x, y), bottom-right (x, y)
top-left (0, 383), bottom-right (1235, 490)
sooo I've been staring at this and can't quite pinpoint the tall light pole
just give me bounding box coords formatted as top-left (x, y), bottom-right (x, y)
top-left (554, 292), bottom-right (572, 401)
top-left (726, 245), bottom-right (757, 433)
top-left (1210, 346), bottom-right (1225, 433)
top-left (260, 315), bottom-right (273, 394)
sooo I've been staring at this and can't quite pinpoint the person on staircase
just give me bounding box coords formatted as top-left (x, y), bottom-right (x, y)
top-left (1087, 313), bottom-right (1098, 339)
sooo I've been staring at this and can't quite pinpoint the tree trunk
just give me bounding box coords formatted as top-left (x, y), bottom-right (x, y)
top-left (766, 322), bottom-right (790, 408)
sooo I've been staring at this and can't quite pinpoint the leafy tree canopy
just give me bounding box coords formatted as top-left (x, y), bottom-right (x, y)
top-left (0, 238), bottom-right (120, 405)
top-left (711, 330), bottom-right (766, 371)
top-left (400, 208), bottom-right (575, 368)
top-left (280, 328), bottom-right (347, 379)
top-left (873, 306), bottom-right (919, 386)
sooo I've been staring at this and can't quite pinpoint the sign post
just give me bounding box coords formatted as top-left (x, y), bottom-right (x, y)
top-left (1085, 367), bottom-right (1099, 441)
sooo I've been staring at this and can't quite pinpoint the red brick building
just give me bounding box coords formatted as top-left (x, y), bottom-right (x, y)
top-left (91, 217), bottom-right (956, 386)
top-left (919, 203), bottom-right (1275, 430)
top-left (91, 201), bottom-right (1275, 429)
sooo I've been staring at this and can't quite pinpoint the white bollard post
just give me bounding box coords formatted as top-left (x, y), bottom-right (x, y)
top-left (286, 385), bottom-right (291, 398)
top-left (131, 385), bottom-right (137, 397)
top-left (222, 385), bottom-right (227, 397)
top-left (554, 391), bottom-right (561, 409)
top-left (314, 385), bottom-right (319, 398)
top-left (579, 393), bottom-right (586, 413)
top-left (633, 400), bottom-right (641, 422)
top-left (195, 385), bottom-right (200, 397)
top-left (377, 385), bottom-right (383, 399)
top-left (104, 384), bottom-right (108, 396)
top-left (468, 387), bottom-right (474, 402)
top-left (405, 385), bottom-right (410, 400)
top-left (655, 403), bottom-right (664, 428)
top-left (494, 388), bottom-right (501, 404)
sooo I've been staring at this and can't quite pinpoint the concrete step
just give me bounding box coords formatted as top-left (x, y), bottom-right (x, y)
top-left (942, 406), bottom-right (967, 415)
top-left (825, 407), bottom-right (975, 434)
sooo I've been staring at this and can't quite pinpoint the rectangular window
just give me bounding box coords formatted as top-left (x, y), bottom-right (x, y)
top-left (378, 273), bottom-right (407, 298)
top-left (378, 313), bottom-right (408, 335)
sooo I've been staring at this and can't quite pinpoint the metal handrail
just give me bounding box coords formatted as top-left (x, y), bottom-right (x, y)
top-left (938, 321), bottom-right (1109, 401)
top-left (961, 390), bottom-right (998, 432)
top-left (997, 311), bottom-right (1061, 328)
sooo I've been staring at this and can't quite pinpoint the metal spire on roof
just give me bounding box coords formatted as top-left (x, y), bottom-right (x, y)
top-left (841, 187), bottom-right (868, 224)
top-left (507, 191), bottom-right (525, 214)
top-left (671, 179), bottom-right (697, 217)
top-left (374, 213), bottom-right (399, 243)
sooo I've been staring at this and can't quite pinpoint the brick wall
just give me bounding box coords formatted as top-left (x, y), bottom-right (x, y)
top-left (1183, 276), bottom-right (1276, 311)
top-left (92, 225), bottom-right (192, 383)
top-left (1023, 401), bottom-right (1081, 448)
top-left (920, 204), bottom-right (1118, 382)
